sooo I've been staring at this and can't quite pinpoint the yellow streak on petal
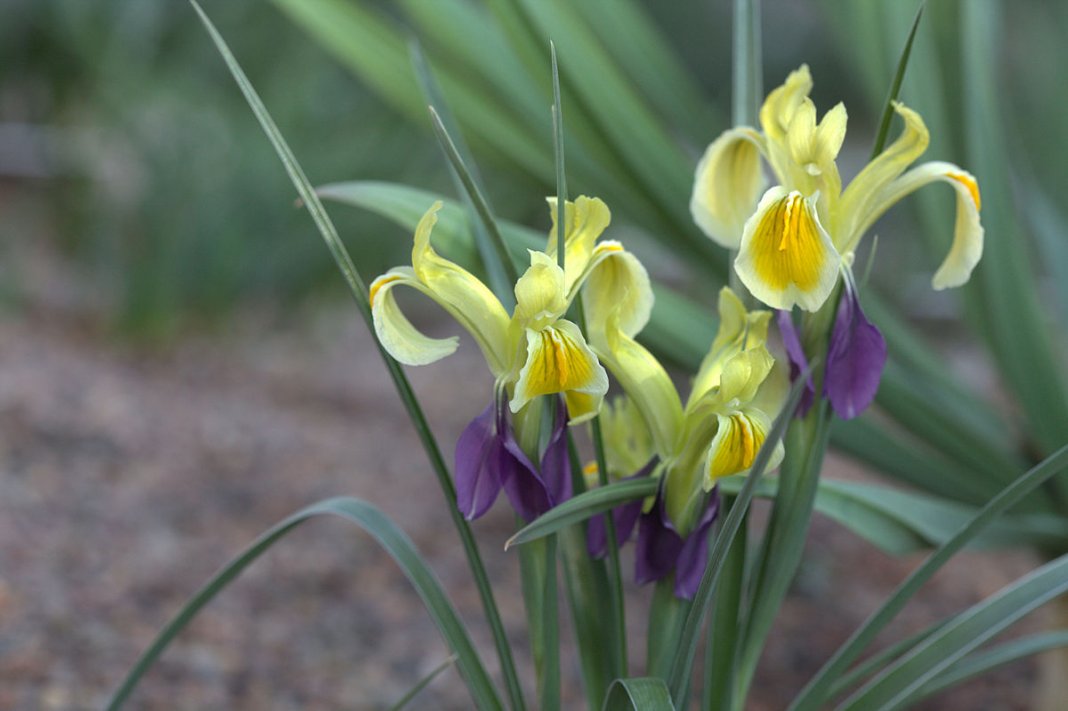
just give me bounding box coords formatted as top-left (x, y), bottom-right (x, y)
top-left (751, 192), bottom-right (828, 292)
top-left (524, 328), bottom-right (595, 398)
top-left (369, 273), bottom-right (403, 308)
top-left (947, 171), bottom-right (981, 211)
top-left (708, 414), bottom-right (761, 481)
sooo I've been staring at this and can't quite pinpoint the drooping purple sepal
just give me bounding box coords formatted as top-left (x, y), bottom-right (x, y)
top-left (777, 309), bottom-right (815, 417)
top-left (634, 489), bottom-right (721, 599)
top-left (454, 402), bottom-right (504, 520)
top-left (498, 396), bottom-right (572, 522)
top-left (825, 288), bottom-right (887, 420)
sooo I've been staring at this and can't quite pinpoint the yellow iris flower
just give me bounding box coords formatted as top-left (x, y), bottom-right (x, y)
top-left (691, 65), bottom-right (984, 311)
top-left (588, 286), bottom-right (786, 534)
top-left (369, 195), bottom-right (651, 425)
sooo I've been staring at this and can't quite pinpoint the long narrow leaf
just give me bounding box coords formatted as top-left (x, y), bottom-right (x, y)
top-left (189, 9), bottom-right (522, 709)
top-left (106, 498), bottom-right (501, 711)
top-left (789, 444), bottom-right (1068, 711)
top-left (389, 655), bottom-right (458, 711)
top-left (839, 554), bottom-right (1068, 710)
top-left (602, 678), bottom-right (677, 711)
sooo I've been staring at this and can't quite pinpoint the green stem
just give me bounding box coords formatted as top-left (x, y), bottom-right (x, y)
top-left (704, 495), bottom-right (746, 711)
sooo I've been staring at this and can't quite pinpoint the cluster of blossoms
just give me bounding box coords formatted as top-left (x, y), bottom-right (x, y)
top-left (368, 66), bottom-right (984, 599)
top-left (692, 65), bottom-right (984, 417)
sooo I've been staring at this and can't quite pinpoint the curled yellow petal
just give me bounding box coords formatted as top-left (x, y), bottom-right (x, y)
top-left (691, 287), bottom-right (772, 405)
top-left (837, 102), bottom-right (930, 250)
top-left (873, 161), bottom-right (983, 290)
top-left (580, 243), bottom-right (654, 339)
top-left (511, 320), bottom-right (608, 423)
top-left (409, 202), bottom-right (512, 373)
top-left (735, 187), bottom-right (840, 311)
top-left (690, 127), bottom-right (767, 248)
top-left (369, 268), bottom-right (459, 366)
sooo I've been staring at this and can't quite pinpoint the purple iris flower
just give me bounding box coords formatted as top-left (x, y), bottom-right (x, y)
top-left (776, 287), bottom-right (887, 421)
top-left (634, 489), bottom-right (721, 599)
top-left (454, 395), bottom-right (572, 522)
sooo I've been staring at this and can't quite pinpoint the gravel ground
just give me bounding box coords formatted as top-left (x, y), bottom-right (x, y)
top-left (0, 299), bottom-right (1048, 710)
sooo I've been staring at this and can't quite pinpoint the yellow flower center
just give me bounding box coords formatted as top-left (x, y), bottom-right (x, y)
top-left (524, 327), bottom-right (595, 397)
top-left (751, 192), bottom-right (828, 292)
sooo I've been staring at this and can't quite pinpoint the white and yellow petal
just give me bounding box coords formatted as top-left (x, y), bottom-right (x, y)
top-left (409, 202), bottom-right (512, 373)
top-left (879, 161), bottom-right (984, 289)
top-left (510, 320), bottom-right (608, 423)
top-left (546, 195), bottom-right (612, 293)
top-left (690, 127), bottom-right (768, 248)
top-left (370, 267), bottom-right (460, 366)
top-left (735, 187), bottom-right (841, 311)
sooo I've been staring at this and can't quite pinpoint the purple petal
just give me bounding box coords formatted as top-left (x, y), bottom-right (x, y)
top-left (454, 403), bottom-right (503, 520)
top-left (824, 289), bottom-right (888, 420)
top-left (634, 497), bottom-right (683, 586)
top-left (673, 491), bottom-right (721, 599)
top-left (777, 309), bottom-right (815, 417)
top-left (497, 405), bottom-right (553, 522)
top-left (539, 397), bottom-right (572, 506)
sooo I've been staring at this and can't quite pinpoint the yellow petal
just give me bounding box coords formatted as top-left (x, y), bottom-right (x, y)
top-left (690, 126), bottom-right (768, 248)
top-left (705, 409), bottom-right (782, 487)
top-left (546, 195), bottom-right (612, 293)
top-left (782, 99), bottom-right (847, 201)
top-left (760, 65), bottom-right (813, 144)
top-left (735, 187), bottom-right (841, 311)
top-left (691, 287), bottom-right (773, 404)
top-left (877, 161), bottom-right (984, 289)
top-left (369, 268), bottom-right (459, 366)
top-left (591, 308), bottom-right (683, 458)
top-left (580, 243), bottom-right (654, 338)
top-left (511, 320), bottom-right (608, 423)
top-left (598, 396), bottom-right (656, 477)
top-left (513, 251), bottom-right (568, 327)
top-left (409, 202), bottom-right (512, 373)
top-left (837, 102), bottom-right (930, 251)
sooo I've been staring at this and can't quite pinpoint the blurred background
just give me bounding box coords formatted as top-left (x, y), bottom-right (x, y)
top-left (1, 0), bottom-right (1065, 708)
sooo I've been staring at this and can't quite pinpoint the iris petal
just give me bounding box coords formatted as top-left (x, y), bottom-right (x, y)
top-left (736, 187), bottom-right (841, 311)
top-left (824, 288), bottom-right (888, 420)
top-left (511, 320), bottom-right (608, 423)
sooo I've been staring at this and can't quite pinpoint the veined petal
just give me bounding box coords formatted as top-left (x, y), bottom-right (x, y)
top-left (546, 195), bottom-right (612, 293)
top-left (511, 320), bottom-right (608, 423)
top-left (878, 161), bottom-right (984, 290)
top-left (514, 251), bottom-right (568, 327)
top-left (736, 187), bottom-right (841, 311)
top-left (705, 409), bottom-right (782, 487)
top-left (690, 126), bottom-right (768, 248)
top-left (370, 267), bottom-right (459, 366)
top-left (837, 102), bottom-right (930, 250)
top-left (410, 202), bottom-right (512, 373)
top-left (579, 242), bottom-right (654, 337)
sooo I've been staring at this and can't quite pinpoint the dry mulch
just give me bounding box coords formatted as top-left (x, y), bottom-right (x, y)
top-left (0, 302), bottom-right (1046, 710)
